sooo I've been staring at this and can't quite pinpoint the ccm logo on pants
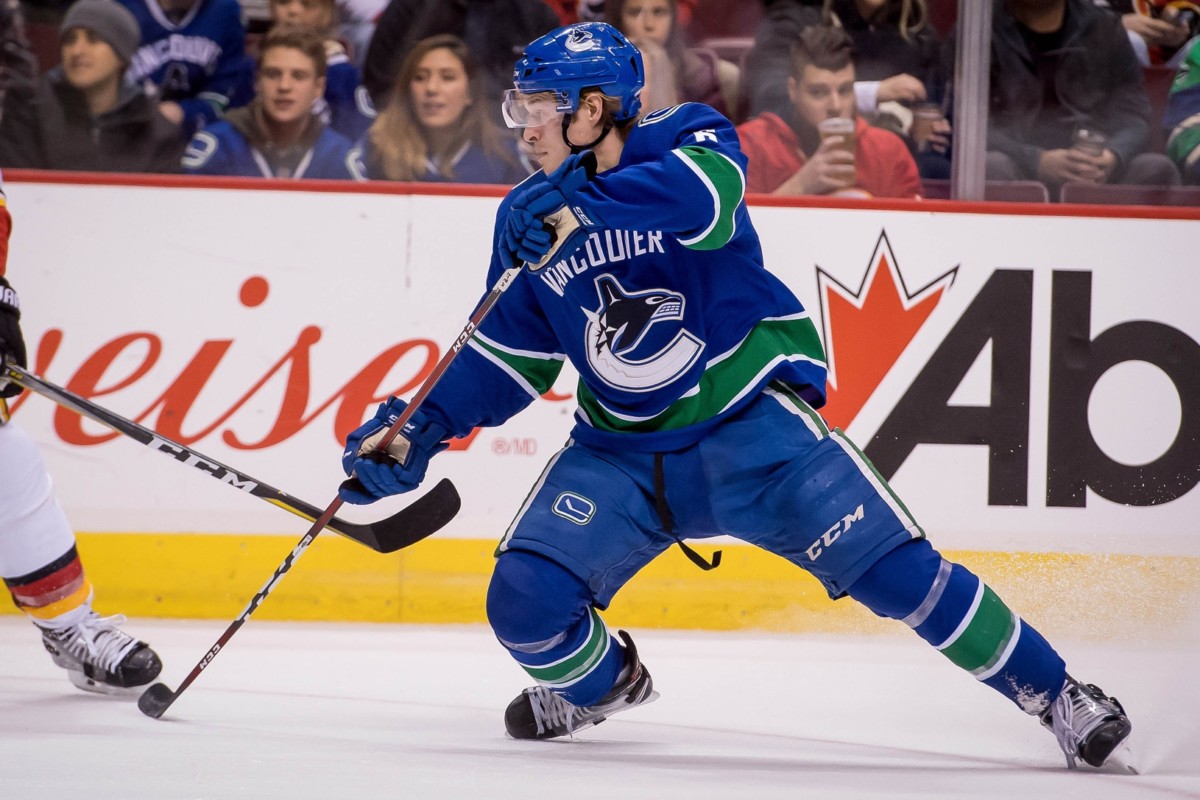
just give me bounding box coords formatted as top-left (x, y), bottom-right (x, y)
top-left (806, 505), bottom-right (865, 561)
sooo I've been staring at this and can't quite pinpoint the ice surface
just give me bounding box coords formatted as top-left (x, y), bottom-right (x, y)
top-left (2, 618), bottom-right (1197, 799)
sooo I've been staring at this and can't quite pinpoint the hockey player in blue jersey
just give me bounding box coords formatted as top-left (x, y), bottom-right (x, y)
top-left (339, 22), bottom-right (1133, 770)
top-left (182, 26), bottom-right (361, 179)
top-left (118, 0), bottom-right (252, 136)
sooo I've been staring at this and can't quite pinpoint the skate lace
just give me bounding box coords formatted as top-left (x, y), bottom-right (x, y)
top-left (1046, 684), bottom-right (1111, 767)
top-left (527, 687), bottom-right (578, 737)
top-left (53, 613), bottom-right (139, 673)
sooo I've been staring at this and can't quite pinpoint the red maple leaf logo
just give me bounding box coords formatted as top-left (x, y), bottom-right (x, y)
top-left (816, 232), bottom-right (956, 429)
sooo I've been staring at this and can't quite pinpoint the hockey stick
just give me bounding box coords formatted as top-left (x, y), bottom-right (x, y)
top-left (0, 361), bottom-right (460, 555)
top-left (135, 262), bottom-right (529, 719)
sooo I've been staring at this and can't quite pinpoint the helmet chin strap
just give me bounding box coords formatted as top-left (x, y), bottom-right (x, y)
top-left (561, 112), bottom-right (613, 154)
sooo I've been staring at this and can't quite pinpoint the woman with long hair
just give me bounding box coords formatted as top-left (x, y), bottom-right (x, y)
top-left (360, 34), bottom-right (529, 183)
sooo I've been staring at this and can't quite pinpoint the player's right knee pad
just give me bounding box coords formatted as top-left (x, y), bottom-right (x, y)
top-left (487, 549), bottom-right (624, 706)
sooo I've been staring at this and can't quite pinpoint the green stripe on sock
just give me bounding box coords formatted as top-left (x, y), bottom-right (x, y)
top-left (939, 585), bottom-right (1017, 673)
top-left (521, 607), bottom-right (610, 687)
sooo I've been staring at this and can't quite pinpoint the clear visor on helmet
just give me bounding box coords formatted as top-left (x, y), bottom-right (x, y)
top-left (501, 89), bottom-right (572, 129)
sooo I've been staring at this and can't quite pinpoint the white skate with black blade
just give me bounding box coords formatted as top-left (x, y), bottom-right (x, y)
top-left (1040, 675), bottom-right (1136, 772)
top-left (504, 630), bottom-right (659, 740)
top-left (40, 611), bottom-right (162, 696)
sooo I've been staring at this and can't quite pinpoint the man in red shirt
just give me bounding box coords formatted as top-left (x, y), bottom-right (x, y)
top-left (737, 25), bottom-right (922, 198)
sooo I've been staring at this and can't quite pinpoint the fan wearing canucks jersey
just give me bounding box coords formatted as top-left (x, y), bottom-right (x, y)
top-left (182, 26), bottom-right (361, 180)
top-left (118, 0), bottom-right (252, 136)
top-left (339, 22), bottom-right (1134, 770)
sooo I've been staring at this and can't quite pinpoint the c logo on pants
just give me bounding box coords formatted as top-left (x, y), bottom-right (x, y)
top-left (552, 492), bottom-right (596, 525)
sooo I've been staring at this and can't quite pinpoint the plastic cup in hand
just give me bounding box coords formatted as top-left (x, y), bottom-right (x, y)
top-left (911, 103), bottom-right (943, 152)
top-left (1071, 128), bottom-right (1107, 158)
top-left (818, 117), bottom-right (856, 164)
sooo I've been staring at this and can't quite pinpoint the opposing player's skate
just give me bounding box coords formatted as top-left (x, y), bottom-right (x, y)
top-left (505, 631), bottom-right (659, 740)
top-left (40, 611), bottom-right (162, 696)
top-left (1040, 675), bottom-right (1134, 771)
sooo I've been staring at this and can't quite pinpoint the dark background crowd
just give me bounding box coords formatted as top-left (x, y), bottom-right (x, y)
top-left (0, 0), bottom-right (1197, 205)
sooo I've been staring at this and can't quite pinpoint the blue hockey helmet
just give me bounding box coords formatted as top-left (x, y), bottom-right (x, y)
top-left (508, 22), bottom-right (645, 125)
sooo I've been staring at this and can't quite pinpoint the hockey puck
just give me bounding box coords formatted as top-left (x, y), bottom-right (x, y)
top-left (137, 683), bottom-right (175, 719)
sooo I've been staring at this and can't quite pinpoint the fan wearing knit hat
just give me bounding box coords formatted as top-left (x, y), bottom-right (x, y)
top-left (60, 0), bottom-right (142, 67)
top-left (0, 0), bottom-right (186, 172)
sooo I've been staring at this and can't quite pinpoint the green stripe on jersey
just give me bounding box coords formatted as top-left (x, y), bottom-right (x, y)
top-left (470, 335), bottom-right (564, 396)
top-left (938, 584), bottom-right (1019, 675)
top-left (520, 607), bottom-right (611, 688)
top-left (1170, 47), bottom-right (1200, 94)
top-left (577, 315), bottom-right (825, 433)
top-left (674, 146), bottom-right (745, 251)
top-left (1167, 119), bottom-right (1200, 169)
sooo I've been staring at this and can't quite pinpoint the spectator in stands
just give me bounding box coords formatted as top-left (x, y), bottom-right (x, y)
top-left (1093, 0), bottom-right (1198, 67)
top-left (362, 0), bottom-right (559, 111)
top-left (335, 0), bottom-right (386, 70)
top-left (607, 0), bottom-right (739, 117)
top-left (744, 0), bottom-right (832, 119)
top-left (357, 33), bottom-right (528, 183)
top-left (270, 0), bottom-right (376, 141)
top-left (1164, 39), bottom-right (1200, 182)
top-left (0, 0), bottom-right (184, 172)
top-left (736, 25), bottom-right (922, 197)
top-left (635, 36), bottom-right (681, 113)
top-left (822, 0), bottom-right (951, 178)
top-left (0, 0), bottom-right (37, 122)
top-left (746, 2), bottom-right (948, 156)
top-left (976, 0), bottom-right (1180, 192)
top-left (550, 0), bottom-right (696, 26)
top-left (117, 0), bottom-right (252, 137)
top-left (181, 25), bottom-right (361, 178)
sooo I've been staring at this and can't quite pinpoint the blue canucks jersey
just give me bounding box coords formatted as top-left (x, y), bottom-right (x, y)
top-left (119, 0), bottom-right (251, 135)
top-left (182, 120), bottom-right (363, 180)
top-left (356, 136), bottom-right (531, 185)
top-left (418, 102), bottom-right (828, 453)
top-left (318, 54), bottom-right (375, 142)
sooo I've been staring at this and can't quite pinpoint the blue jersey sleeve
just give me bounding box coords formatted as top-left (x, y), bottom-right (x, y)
top-left (181, 124), bottom-right (237, 175)
top-left (180, 4), bottom-right (250, 132)
top-left (572, 103), bottom-right (748, 251)
top-left (323, 58), bottom-right (376, 142)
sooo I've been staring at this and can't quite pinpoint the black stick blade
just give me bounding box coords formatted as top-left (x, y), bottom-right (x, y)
top-left (138, 683), bottom-right (176, 719)
top-left (343, 478), bottom-right (462, 554)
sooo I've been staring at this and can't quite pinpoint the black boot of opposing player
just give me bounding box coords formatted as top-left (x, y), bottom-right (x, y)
top-left (504, 630), bottom-right (659, 740)
top-left (40, 610), bottom-right (162, 696)
top-left (1039, 675), bottom-right (1132, 769)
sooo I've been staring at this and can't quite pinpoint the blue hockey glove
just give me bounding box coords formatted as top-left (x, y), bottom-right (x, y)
top-left (339, 397), bottom-right (450, 505)
top-left (501, 151), bottom-right (597, 267)
top-left (0, 276), bottom-right (26, 399)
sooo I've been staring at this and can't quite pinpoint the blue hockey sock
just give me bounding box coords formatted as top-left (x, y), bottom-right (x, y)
top-left (486, 550), bottom-right (625, 707)
top-left (847, 539), bottom-right (1066, 714)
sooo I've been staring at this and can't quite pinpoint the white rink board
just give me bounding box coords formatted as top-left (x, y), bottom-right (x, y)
top-left (5, 179), bottom-right (1198, 556)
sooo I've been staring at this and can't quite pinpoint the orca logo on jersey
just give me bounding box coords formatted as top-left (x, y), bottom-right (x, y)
top-left (582, 274), bottom-right (704, 393)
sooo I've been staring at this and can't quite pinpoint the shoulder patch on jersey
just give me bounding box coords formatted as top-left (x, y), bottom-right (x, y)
top-left (182, 130), bottom-right (219, 169)
top-left (638, 104), bottom-right (688, 127)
